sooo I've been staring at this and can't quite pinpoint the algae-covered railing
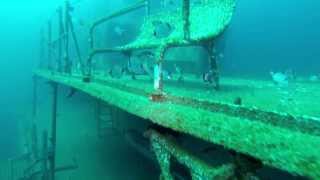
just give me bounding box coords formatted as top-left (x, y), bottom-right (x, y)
top-left (45, 1), bottom-right (84, 74)
top-left (85, 0), bottom-right (236, 93)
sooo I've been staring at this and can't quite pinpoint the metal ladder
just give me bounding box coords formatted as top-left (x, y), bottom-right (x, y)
top-left (96, 100), bottom-right (118, 138)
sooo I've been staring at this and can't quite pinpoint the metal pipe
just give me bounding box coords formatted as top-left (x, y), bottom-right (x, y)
top-left (145, 0), bottom-right (150, 16)
top-left (64, 1), bottom-right (71, 74)
top-left (69, 18), bottom-right (85, 75)
top-left (183, 0), bottom-right (190, 40)
top-left (40, 28), bottom-right (45, 68)
top-left (95, 100), bottom-right (101, 138)
top-left (49, 83), bottom-right (58, 180)
top-left (58, 7), bottom-right (64, 72)
top-left (154, 46), bottom-right (167, 92)
top-left (205, 42), bottom-right (219, 90)
top-left (32, 76), bottom-right (38, 117)
top-left (31, 123), bottom-right (39, 160)
top-left (41, 131), bottom-right (48, 180)
top-left (47, 21), bottom-right (52, 70)
top-left (9, 159), bottom-right (13, 180)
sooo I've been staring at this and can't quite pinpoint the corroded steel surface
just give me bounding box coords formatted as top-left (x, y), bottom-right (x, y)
top-left (35, 70), bottom-right (320, 179)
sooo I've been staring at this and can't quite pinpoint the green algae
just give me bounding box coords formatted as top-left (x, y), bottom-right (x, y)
top-left (35, 70), bottom-right (320, 179)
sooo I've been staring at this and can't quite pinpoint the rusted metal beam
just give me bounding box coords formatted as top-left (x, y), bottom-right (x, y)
top-left (146, 129), bottom-right (235, 180)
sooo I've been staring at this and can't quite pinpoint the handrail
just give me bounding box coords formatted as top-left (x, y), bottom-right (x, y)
top-left (183, 0), bottom-right (190, 40)
top-left (89, 0), bottom-right (148, 49)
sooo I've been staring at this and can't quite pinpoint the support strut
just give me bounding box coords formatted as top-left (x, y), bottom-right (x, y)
top-left (204, 41), bottom-right (220, 90)
top-left (49, 82), bottom-right (58, 180)
top-left (32, 76), bottom-right (38, 118)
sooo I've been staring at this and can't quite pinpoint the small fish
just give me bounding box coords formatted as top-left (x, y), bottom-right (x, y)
top-left (136, 51), bottom-right (155, 59)
top-left (142, 62), bottom-right (153, 78)
top-left (152, 21), bottom-right (173, 38)
top-left (114, 26), bottom-right (126, 36)
top-left (67, 88), bottom-right (77, 98)
top-left (127, 58), bottom-right (145, 75)
top-left (309, 75), bottom-right (319, 82)
top-left (163, 70), bottom-right (173, 80)
top-left (203, 70), bottom-right (214, 84)
top-left (174, 64), bottom-right (184, 82)
top-left (108, 65), bottom-right (124, 79)
top-left (270, 71), bottom-right (288, 86)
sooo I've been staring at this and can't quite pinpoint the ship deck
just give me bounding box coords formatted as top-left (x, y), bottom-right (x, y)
top-left (35, 69), bottom-right (320, 179)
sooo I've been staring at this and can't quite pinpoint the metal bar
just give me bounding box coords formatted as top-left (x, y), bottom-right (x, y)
top-left (32, 76), bottom-right (38, 117)
top-left (9, 159), bottom-right (13, 180)
top-left (58, 7), bottom-right (64, 72)
top-left (96, 100), bottom-right (101, 138)
top-left (145, 0), bottom-right (150, 16)
top-left (182, 0), bottom-right (190, 40)
top-left (153, 46), bottom-right (167, 92)
top-left (31, 123), bottom-right (39, 160)
top-left (69, 17), bottom-right (85, 75)
top-left (41, 131), bottom-right (48, 180)
top-left (49, 82), bottom-right (58, 180)
top-left (64, 1), bottom-right (71, 74)
top-left (205, 42), bottom-right (219, 90)
top-left (86, 0), bottom-right (147, 79)
top-left (40, 28), bottom-right (45, 68)
top-left (47, 21), bottom-right (52, 70)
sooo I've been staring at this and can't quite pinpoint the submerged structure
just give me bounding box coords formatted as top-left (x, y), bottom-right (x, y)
top-left (3, 0), bottom-right (320, 179)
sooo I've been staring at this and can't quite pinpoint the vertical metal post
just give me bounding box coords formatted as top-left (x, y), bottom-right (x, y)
top-left (64, 1), bottom-right (71, 74)
top-left (58, 7), bottom-right (64, 72)
top-left (95, 100), bottom-right (101, 138)
top-left (49, 83), bottom-right (58, 180)
top-left (206, 42), bottom-right (220, 90)
top-left (69, 15), bottom-right (84, 75)
top-left (31, 123), bottom-right (39, 160)
top-left (40, 28), bottom-right (45, 68)
top-left (9, 159), bottom-right (13, 180)
top-left (154, 63), bottom-right (163, 91)
top-left (32, 76), bottom-right (38, 118)
top-left (47, 21), bottom-right (52, 70)
top-left (153, 46), bottom-right (167, 93)
top-left (183, 0), bottom-right (190, 40)
top-left (145, 0), bottom-right (150, 16)
top-left (42, 131), bottom-right (48, 180)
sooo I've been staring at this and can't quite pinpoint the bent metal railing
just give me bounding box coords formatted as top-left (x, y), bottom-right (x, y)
top-left (84, 0), bottom-right (235, 94)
